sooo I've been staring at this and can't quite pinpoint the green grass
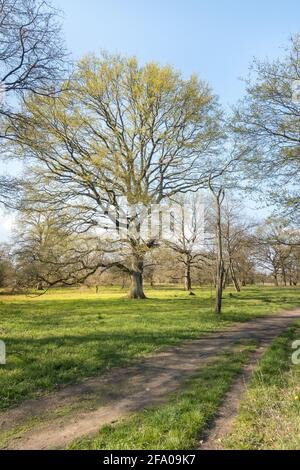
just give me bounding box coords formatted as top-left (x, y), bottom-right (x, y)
top-left (224, 322), bottom-right (300, 450)
top-left (0, 285), bottom-right (299, 411)
top-left (68, 343), bottom-right (255, 450)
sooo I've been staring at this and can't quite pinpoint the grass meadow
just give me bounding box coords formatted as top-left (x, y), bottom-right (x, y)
top-left (0, 285), bottom-right (299, 411)
top-left (224, 323), bottom-right (300, 450)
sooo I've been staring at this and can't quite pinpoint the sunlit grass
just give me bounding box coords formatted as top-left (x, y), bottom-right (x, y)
top-left (69, 344), bottom-right (255, 450)
top-left (224, 322), bottom-right (300, 450)
top-left (0, 285), bottom-right (299, 411)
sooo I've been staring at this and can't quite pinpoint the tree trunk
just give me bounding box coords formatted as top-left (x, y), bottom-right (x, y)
top-left (230, 262), bottom-right (241, 292)
top-left (215, 259), bottom-right (224, 315)
top-left (121, 274), bottom-right (127, 289)
top-left (214, 189), bottom-right (225, 315)
top-left (129, 271), bottom-right (146, 299)
top-left (282, 265), bottom-right (287, 287)
top-left (223, 267), bottom-right (229, 289)
top-left (128, 253), bottom-right (146, 299)
top-left (36, 281), bottom-right (44, 291)
top-left (184, 259), bottom-right (192, 292)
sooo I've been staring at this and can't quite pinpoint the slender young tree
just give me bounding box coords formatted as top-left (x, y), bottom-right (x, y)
top-left (209, 180), bottom-right (225, 315)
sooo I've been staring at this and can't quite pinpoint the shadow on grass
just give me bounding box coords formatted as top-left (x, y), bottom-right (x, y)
top-left (1, 286), bottom-right (299, 410)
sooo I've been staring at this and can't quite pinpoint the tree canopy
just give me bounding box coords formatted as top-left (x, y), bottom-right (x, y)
top-left (232, 35), bottom-right (300, 220)
top-left (0, 0), bottom-right (68, 207)
top-left (10, 54), bottom-right (224, 297)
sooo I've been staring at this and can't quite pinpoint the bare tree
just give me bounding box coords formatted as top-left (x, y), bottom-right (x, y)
top-left (232, 35), bottom-right (300, 221)
top-left (0, 0), bottom-right (68, 206)
top-left (12, 211), bottom-right (108, 291)
top-left (253, 219), bottom-right (300, 286)
top-left (221, 198), bottom-right (256, 292)
top-left (0, 0), bottom-right (67, 102)
top-left (164, 194), bottom-right (206, 293)
top-left (0, 243), bottom-right (15, 287)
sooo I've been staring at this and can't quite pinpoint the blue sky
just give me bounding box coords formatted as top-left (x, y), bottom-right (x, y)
top-left (1, 0), bottom-right (300, 240)
top-left (53, 0), bottom-right (300, 107)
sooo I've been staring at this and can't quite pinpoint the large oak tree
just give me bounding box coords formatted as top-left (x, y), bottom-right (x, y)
top-left (12, 54), bottom-right (223, 298)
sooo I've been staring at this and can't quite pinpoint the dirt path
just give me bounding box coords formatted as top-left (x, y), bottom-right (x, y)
top-left (198, 343), bottom-right (269, 450)
top-left (1, 309), bottom-right (299, 450)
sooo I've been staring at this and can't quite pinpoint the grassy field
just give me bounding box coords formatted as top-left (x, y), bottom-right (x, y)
top-left (69, 343), bottom-right (256, 450)
top-left (0, 285), bottom-right (299, 411)
top-left (224, 322), bottom-right (300, 450)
